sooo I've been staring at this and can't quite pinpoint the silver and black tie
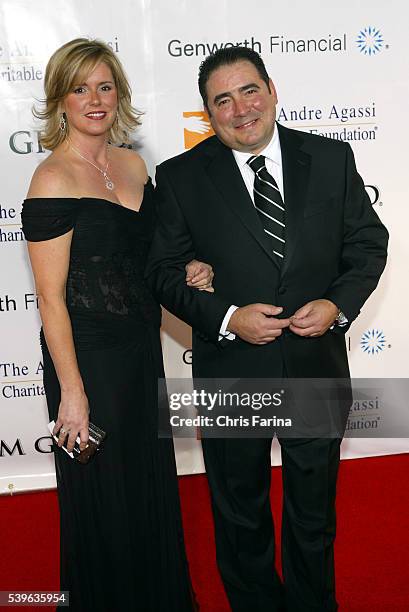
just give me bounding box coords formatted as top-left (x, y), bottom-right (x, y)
top-left (247, 155), bottom-right (285, 262)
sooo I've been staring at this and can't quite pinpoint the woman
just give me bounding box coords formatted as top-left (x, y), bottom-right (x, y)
top-left (21, 38), bottom-right (211, 611)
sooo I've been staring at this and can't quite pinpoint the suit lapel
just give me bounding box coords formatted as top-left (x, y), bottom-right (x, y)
top-left (278, 124), bottom-right (311, 278)
top-left (204, 140), bottom-right (280, 269)
top-left (202, 125), bottom-right (311, 275)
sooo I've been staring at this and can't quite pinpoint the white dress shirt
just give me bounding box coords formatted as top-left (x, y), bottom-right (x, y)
top-left (232, 126), bottom-right (284, 202)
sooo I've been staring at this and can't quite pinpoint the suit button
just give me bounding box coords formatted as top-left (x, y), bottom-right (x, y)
top-left (278, 286), bottom-right (287, 295)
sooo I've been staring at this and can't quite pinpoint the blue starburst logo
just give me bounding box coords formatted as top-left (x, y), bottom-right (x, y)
top-left (356, 26), bottom-right (384, 55)
top-left (360, 329), bottom-right (386, 355)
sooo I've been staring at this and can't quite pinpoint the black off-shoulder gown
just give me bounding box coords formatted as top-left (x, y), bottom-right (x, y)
top-left (21, 181), bottom-right (195, 612)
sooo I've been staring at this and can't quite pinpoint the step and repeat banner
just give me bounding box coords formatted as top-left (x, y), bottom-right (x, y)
top-left (1, 0), bottom-right (407, 492)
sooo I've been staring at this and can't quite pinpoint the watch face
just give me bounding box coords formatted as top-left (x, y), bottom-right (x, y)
top-left (337, 311), bottom-right (348, 326)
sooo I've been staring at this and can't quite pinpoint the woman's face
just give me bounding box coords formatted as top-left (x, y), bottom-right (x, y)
top-left (62, 62), bottom-right (118, 140)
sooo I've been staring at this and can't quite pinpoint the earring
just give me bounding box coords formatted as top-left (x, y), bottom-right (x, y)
top-left (59, 113), bottom-right (66, 132)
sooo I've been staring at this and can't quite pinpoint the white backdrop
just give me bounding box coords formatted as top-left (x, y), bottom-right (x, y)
top-left (0, 0), bottom-right (407, 493)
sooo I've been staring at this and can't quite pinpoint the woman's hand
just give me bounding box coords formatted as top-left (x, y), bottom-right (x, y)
top-left (185, 259), bottom-right (214, 292)
top-left (53, 388), bottom-right (90, 452)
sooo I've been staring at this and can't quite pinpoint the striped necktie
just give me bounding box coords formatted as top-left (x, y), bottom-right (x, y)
top-left (247, 155), bottom-right (285, 262)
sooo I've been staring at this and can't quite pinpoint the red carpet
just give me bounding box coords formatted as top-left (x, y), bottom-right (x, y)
top-left (1, 454), bottom-right (408, 611)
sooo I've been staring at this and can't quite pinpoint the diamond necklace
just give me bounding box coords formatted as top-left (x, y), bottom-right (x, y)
top-left (69, 140), bottom-right (115, 191)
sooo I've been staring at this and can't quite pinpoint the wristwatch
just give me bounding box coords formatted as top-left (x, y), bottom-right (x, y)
top-left (334, 310), bottom-right (348, 326)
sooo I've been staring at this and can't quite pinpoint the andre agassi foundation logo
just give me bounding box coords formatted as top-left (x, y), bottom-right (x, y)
top-left (183, 111), bottom-right (214, 149)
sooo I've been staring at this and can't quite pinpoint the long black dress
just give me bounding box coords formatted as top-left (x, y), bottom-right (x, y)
top-left (21, 180), bottom-right (195, 612)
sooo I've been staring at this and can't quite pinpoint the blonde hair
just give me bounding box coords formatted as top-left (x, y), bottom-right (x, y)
top-left (34, 38), bottom-right (142, 150)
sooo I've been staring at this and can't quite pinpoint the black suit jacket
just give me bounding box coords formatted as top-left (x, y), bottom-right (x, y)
top-left (146, 123), bottom-right (388, 379)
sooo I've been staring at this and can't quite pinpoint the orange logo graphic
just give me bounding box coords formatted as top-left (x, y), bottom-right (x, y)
top-left (183, 111), bottom-right (214, 149)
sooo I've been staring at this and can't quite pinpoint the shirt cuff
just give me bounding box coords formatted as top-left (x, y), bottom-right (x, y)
top-left (218, 305), bottom-right (239, 341)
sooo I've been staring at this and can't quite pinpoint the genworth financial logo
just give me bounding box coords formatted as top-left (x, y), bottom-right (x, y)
top-left (360, 329), bottom-right (387, 355)
top-left (356, 26), bottom-right (384, 56)
top-left (167, 25), bottom-right (388, 58)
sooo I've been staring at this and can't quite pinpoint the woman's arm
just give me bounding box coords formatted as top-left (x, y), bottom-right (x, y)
top-left (26, 166), bottom-right (89, 452)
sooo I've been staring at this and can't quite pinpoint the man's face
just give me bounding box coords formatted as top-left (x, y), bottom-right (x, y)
top-left (205, 60), bottom-right (277, 154)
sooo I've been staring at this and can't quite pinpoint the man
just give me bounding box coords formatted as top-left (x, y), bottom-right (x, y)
top-left (147, 48), bottom-right (388, 611)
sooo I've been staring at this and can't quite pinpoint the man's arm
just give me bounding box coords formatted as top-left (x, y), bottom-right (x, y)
top-left (323, 143), bottom-right (388, 323)
top-left (147, 164), bottom-right (291, 344)
top-left (146, 164), bottom-right (231, 342)
top-left (291, 143), bottom-right (388, 338)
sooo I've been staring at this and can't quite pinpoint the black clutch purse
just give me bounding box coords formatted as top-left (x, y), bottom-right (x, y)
top-left (48, 420), bottom-right (106, 463)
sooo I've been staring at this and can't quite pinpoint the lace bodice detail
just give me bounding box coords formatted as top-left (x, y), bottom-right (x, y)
top-left (21, 180), bottom-right (161, 336)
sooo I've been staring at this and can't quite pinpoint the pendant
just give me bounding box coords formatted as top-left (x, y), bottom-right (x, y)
top-left (103, 172), bottom-right (115, 190)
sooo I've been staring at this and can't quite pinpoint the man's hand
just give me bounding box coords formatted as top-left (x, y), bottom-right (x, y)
top-left (289, 299), bottom-right (339, 337)
top-left (227, 303), bottom-right (290, 345)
